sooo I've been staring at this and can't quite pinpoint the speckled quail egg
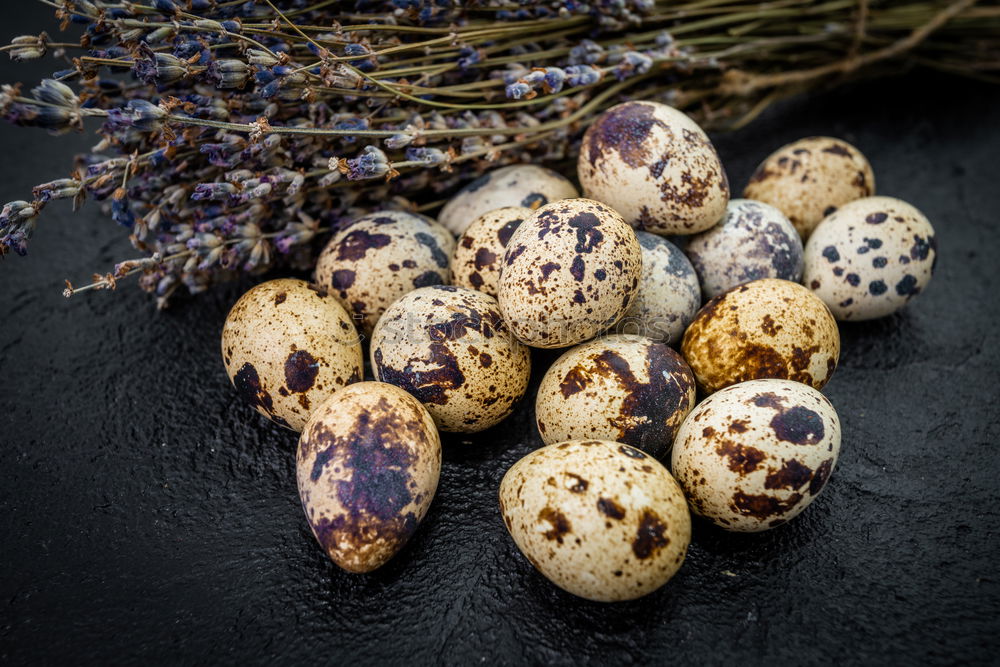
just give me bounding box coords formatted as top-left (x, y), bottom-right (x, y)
top-left (498, 198), bottom-right (642, 349)
top-left (803, 196), bottom-right (937, 321)
top-left (499, 440), bottom-right (691, 602)
top-left (535, 335), bottom-right (695, 459)
top-left (450, 206), bottom-right (530, 297)
top-left (221, 278), bottom-right (363, 432)
top-left (686, 199), bottom-right (804, 299)
top-left (297, 382), bottom-right (441, 573)
top-left (578, 100), bottom-right (729, 235)
top-left (681, 279), bottom-right (840, 394)
top-left (439, 165), bottom-right (579, 236)
top-left (743, 136), bottom-right (875, 239)
top-left (671, 379), bottom-right (841, 532)
top-left (314, 211), bottom-right (455, 336)
top-left (371, 285), bottom-right (531, 432)
top-left (619, 232), bottom-right (701, 345)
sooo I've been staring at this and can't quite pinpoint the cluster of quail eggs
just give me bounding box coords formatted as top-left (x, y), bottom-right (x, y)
top-left (220, 100), bottom-right (936, 603)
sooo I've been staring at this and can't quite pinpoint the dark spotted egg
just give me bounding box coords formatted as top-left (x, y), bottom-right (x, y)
top-left (621, 232), bottom-right (701, 345)
top-left (803, 196), bottom-right (937, 321)
top-left (221, 278), bottom-right (363, 432)
top-left (499, 440), bottom-right (691, 602)
top-left (314, 211), bottom-right (454, 336)
top-left (681, 279), bottom-right (840, 395)
top-left (497, 198), bottom-right (642, 349)
top-left (535, 335), bottom-right (695, 460)
top-left (450, 206), bottom-right (530, 298)
top-left (438, 165), bottom-right (579, 236)
top-left (686, 198), bottom-right (804, 299)
top-left (297, 382), bottom-right (441, 572)
top-left (371, 285), bottom-right (531, 433)
top-left (578, 100), bottom-right (729, 235)
top-left (671, 379), bottom-right (841, 532)
top-left (743, 136), bottom-right (875, 240)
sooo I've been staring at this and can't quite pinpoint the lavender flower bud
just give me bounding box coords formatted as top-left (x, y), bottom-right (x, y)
top-left (191, 182), bottom-right (238, 201)
top-left (9, 34), bottom-right (47, 61)
top-left (505, 81), bottom-right (532, 100)
top-left (208, 59), bottom-right (250, 89)
top-left (565, 65), bottom-right (603, 87)
top-left (343, 146), bottom-right (390, 180)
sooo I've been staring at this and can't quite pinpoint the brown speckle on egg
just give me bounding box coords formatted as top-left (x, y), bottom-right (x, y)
top-left (450, 206), bottom-right (531, 298)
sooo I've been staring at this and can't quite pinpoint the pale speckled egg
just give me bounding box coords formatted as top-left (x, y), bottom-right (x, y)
top-left (297, 382), bottom-right (441, 572)
top-left (578, 100), bottom-right (729, 235)
top-left (743, 136), bottom-right (875, 239)
top-left (439, 165), bottom-right (579, 236)
top-left (671, 379), bottom-right (841, 532)
top-left (619, 232), bottom-right (700, 345)
top-left (450, 206), bottom-right (530, 297)
top-left (498, 198), bottom-right (642, 349)
top-left (371, 285), bottom-right (531, 433)
top-left (803, 196), bottom-right (937, 321)
top-left (535, 335), bottom-right (695, 459)
top-left (499, 440), bottom-right (691, 602)
top-left (221, 278), bottom-right (363, 432)
top-left (314, 211), bottom-right (455, 336)
top-left (686, 198), bottom-right (804, 299)
top-left (681, 279), bottom-right (840, 395)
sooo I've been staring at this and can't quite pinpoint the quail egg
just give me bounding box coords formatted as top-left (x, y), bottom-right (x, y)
top-left (221, 278), bottom-right (363, 431)
top-left (803, 196), bottom-right (937, 321)
top-left (578, 100), bottom-right (729, 235)
top-left (439, 165), bottom-right (579, 236)
top-left (681, 279), bottom-right (840, 394)
top-left (499, 440), bottom-right (691, 602)
top-left (314, 211), bottom-right (455, 336)
top-left (297, 382), bottom-right (441, 572)
top-left (450, 206), bottom-right (530, 297)
top-left (498, 198), bottom-right (642, 349)
top-left (535, 335), bottom-right (695, 459)
top-left (671, 379), bottom-right (841, 532)
top-left (743, 136), bottom-right (875, 239)
top-left (371, 285), bottom-right (531, 433)
top-left (686, 198), bottom-right (804, 299)
top-left (619, 232), bottom-right (701, 345)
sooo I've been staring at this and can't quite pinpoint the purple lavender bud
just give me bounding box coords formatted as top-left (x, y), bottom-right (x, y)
top-left (111, 189), bottom-right (135, 228)
top-left (344, 146), bottom-right (390, 180)
top-left (191, 182), bottom-right (238, 201)
top-left (9, 35), bottom-right (47, 62)
top-left (33, 178), bottom-right (81, 203)
top-left (505, 81), bottom-right (532, 100)
top-left (543, 67), bottom-right (567, 93)
top-left (565, 64), bottom-right (602, 87)
top-left (208, 59), bottom-right (249, 89)
top-left (384, 133), bottom-right (413, 149)
top-left (32, 79), bottom-right (77, 107)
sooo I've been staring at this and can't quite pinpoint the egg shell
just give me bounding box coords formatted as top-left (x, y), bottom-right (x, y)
top-left (499, 440), bottom-right (691, 602)
top-left (314, 211), bottom-right (455, 336)
top-left (439, 165), bottom-right (579, 236)
top-left (743, 136), bottom-right (875, 239)
top-left (686, 198), bottom-right (804, 299)
top-left (620, 232), bottom-right (701, 345)
top-left (578, 101), bottom-right (729, 235)
top-left (803, 196), bottom-right (937, 321)
top-left (681, 278), bottom-right (840, 394)
top-left (371, 285), bottom-right (531, 433)
top-left (450, 206), bottom-right (531, 297)
top-left (535, 335), bottom-right (695, 459)
top-left (297, 382), bottom-right (441, 573)
top-left (221, 278), bottom-right (363, 432)
top-left (498, 198), bottom-right (642, 349)
top-left (671, 379), bottom-right (841, 532)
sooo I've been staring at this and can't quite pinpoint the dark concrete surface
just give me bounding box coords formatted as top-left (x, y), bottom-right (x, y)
top-left (2, 5), bottom-right (999, 666)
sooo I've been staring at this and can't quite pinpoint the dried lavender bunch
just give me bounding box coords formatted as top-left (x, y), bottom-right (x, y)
top-left (1, 0), bottom-right (997, 306)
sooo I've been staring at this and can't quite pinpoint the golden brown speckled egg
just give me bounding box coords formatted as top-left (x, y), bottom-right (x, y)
top-left (450, 206), bottom-right (531, 297)
top-left (297, 382), bottom-right (441, 573)
top-left (498, 198), bottom-right (642, 349)
top-left (577, 101), bottom-right (729, 235)
top-left (438, 165), bottom-right (579, 236)
top-left (743, 136), bottom-right (875, 240)
top-left (221, 278), bottom-right (363, 432)
top-left (685, 198), bottom-right (804, 299)
top-left (535, 335), bottom-right (695, 459)
top-left (621, 231), bottom-right (701, 345)
top-left (314, 211), bottom-right (455, 336)
top-left (499, 440), bottom-right (691, 602)
top-left (671, 379), bottom-right (841, 532)
top-left (803, 196), bottom-right (937, 321)
top-left (371, 285), bottom-right (531, 433)
top-left (681, 279), bottom-right (840, 395)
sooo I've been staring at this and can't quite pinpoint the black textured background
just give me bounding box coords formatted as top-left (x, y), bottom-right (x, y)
top-left (2, 6), bottom-right (999, 665)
